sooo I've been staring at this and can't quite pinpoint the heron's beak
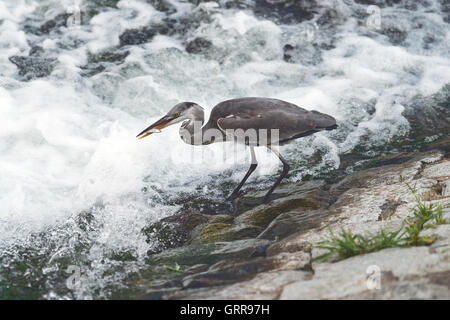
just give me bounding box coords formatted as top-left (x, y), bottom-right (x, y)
top-left (136, 115), bottom-right (173, 140)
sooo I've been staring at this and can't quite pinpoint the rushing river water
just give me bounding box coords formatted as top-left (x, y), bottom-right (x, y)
top-left (0, 0), bottom-right (449, 299)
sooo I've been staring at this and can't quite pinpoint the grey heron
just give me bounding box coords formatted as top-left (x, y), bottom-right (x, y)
top-left (137, 97), bottom-right (337, 204)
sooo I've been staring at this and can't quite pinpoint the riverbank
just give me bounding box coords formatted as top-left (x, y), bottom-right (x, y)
top-left (131, 133), bottom-right (449, 299)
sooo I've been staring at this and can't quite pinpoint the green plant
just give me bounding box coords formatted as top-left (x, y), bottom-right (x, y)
top-left (315, 184), bottom-right (448, 262)
top-left (315, 227), bottom-right (406, 262)
top-left (433, 205), bottom-right (447, 225)
top-left (408, 184), bottom-right (448, 226)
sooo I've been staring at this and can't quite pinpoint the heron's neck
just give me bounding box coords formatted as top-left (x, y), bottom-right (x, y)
top-left (179, 106), bottom-right (208, 145)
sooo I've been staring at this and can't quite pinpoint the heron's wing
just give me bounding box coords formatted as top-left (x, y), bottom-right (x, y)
top-left (210, 97), bottom-right (336, 143)
top-left (217, 108), bottom-right (320, 134)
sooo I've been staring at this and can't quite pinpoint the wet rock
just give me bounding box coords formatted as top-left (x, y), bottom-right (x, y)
top-left (180, 245), bottom-right (299, 291)
top-left (381, 25), bottom-right (408, 45)
top-left (281, 43), bottom-right (322, 65)
top-left (141, 247), bottom-right (312, 299)
top-left (422, 136), bottom-right (450, 157)
top-left (191, 223), bottom-right (233, 243)
top-left (79, 64), bottom-right (106, 77)
top-left (148, 243), bottom-right (217, 267)
top-left (140, 287), bottom-right (181, 300)
top-left (185, 264), bottom-right (210, 274)
top-left (211, 239), bottom-right (272, 258)
top-left (235, 180), bottom-right (326, 213)
top-left (143, 220), bottom-right (186, 255)
top-left (258, 209), bottom-right (328, 241)
top-left (89, 50), bottom-right (130, 63)
top-left (222, 0), bottom-right (317, 24)
top-left (182, 257), bottom-right (276, 288)
top-left (38, 13), bottom-right (71, 34)
top-left (191, 222), bottom-right (262, 243)
top-left (282, 44), bottom-right (294, 62)
top-left (235, 185), bottom-right (329, 222)
top-left (354, 0), bottom-right (402, 7)
top-left (89, 0), bottom-right (120, 8)
top-left (208, 214), bottom-right (234, 224)
top-left (137, 239), bottom-right (272, 293)
top-left (143, 212), bottom-right (210, 253)
top-left (24, 1), bottom-right (122, 36)
top-left (149, 270), bottom-right (311, 299)
top-left (147, 0), bottom-right (177, 14)
top-left (9, 47), bottom-right (56, 80)
top-left (80, 50), bottom-right (130, 77)
top-left (24, 7), bottom-right (97, 36)
top-left (403, 84), bottom-right (450, 140)
top-left (316, 8), bottom-right (346, 27)
top-left (119, 26), bottom-right (157, 46)
top-left (145, 2), bottom-right (218, 38)
top-left (422, 33), bottom-right (436, 49)
top-left (135, 243), bottom-right (218, 289)
top-left (236, 190), bottom-right (324, 227)
top-left (186, 37), bottom-right (213, 54)
top-left (186, 181), bottom-right (329, 244)
top-left (280, 226), bottom-right (450, 299)
top-left (257, 0), bottom-right (318, 23)
top-left (141, 147), bottom-right (449, 299)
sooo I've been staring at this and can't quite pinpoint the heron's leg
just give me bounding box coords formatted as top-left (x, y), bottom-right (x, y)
top-left (262, 145), bottom-right (290, 204)
top-left (227, 146), bottom-right (258, 201)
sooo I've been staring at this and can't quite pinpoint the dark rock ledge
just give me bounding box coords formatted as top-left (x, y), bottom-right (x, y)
top-left (136, 135), bottom-right (450, 299)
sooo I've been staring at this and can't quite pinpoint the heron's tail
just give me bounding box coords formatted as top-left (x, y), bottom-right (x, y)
top-left (309, 110), bottom-right (337, 130)
top-left (324, 124), bottom-right (338, 131)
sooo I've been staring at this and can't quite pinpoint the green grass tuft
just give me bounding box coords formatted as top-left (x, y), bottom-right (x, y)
top-left (315, 184), bottom-right (448, 262)
top-left (315, 227), bottom-right (406, 262)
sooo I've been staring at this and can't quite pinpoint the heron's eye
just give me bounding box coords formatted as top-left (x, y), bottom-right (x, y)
top-left (175, 112), bottom-right (180, 117)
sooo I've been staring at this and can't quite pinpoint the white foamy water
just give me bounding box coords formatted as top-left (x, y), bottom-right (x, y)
top-left (0, 0), bottom-right (449, 298)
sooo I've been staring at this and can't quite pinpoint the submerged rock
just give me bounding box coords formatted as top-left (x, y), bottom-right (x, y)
top-left (403, 84), bottom-right (450, 139)
top-left (147, 0), bottom-right (177, 14)
top-left (89, 50), bottom-right (130, 63)
top-left (191, 222), bottom-right (262, 244)
top-left (136, 238), bottom-right (273, 292)
top-left (39, 13), bottom-right (71, 34)
top-left (381, 25), bottom-right (408, 45)
top-left (80, 50), bottom-right (130, 76)
top-left (119, 27), bottom-right (157, 46)
top-left (9, 46), bottom-right (56, 80)
top-left (353, 0), bottom-right (398, 7)
top-left (143, 211), bottom-right (211, 254)
top-left (222, 0), bottom-right (317, 24)
top-left (186, 37), bottom-right (213, 54)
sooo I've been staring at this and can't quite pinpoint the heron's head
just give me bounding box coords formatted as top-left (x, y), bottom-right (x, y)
top-left (136, 102), bottom-right (203, 139)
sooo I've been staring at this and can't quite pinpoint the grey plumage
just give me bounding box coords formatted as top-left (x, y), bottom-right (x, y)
top-left (205, 97), bottom-right (337, 145)
top-left (137, 97), bottom-right (337, 203)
